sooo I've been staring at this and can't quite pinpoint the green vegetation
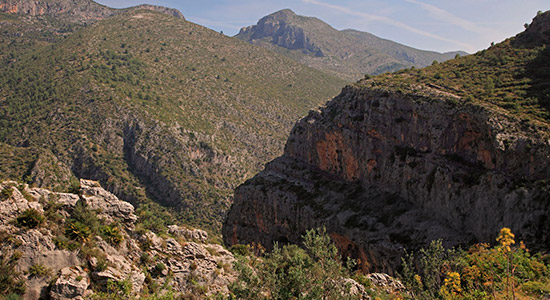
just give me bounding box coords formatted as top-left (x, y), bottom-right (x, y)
top-left (230, 227), bottom-right (361, 299)
top-left (229, 227), bottom-right (549, 300)
top-left (400, 228), bottom-right (550, 300)
top-left (28, 264), bottom-right (52, 279)
top-left (0, 252), bottom-right (26, 297)
top-left (358, 13), bottom-right (550, 128)
top-left (15, 209), bottom-right (45, 229)
top-left (0, 8), bottom-right (345, 234)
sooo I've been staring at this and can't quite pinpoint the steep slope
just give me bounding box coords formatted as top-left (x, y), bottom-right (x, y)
top-left (223, 11), bottom-right (550, 273)
top-left (0, 7), bottom-right (346, 232)
top-left (236, 9), bottom-right (466, 81)
top-left (0, 180), bottom-right (235, 299)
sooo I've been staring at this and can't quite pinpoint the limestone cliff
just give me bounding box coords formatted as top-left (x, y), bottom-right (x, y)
top-left (224, 85), bottom-right (550, 274)
top-left (223, 12), bottom-right (550, 273)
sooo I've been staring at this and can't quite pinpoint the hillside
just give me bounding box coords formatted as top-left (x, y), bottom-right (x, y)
top-left (236, 9), bottom-right (466, 81)
top-left (0, 179), bottom-right (235, 299)
top-left (224, 10), bottom-right (550, 274)
top-left (0, 4), bottom-right (347, 233)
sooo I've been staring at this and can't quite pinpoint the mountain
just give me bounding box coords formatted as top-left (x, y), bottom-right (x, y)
top-left (0, 1), bottom-right (347, 233)
top-left (236, 9), bottom-right (467, 81)
top-left (223, 10), bottom-right (550, 273)
top-left (0, 0), bottom-right (184, 22)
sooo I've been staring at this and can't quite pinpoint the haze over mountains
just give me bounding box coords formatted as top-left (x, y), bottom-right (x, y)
top-left (237, 9), bottom-right (467, 81)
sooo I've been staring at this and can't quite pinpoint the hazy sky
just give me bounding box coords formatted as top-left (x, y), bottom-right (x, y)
top-left (95, 0), bottom-right (548, 53)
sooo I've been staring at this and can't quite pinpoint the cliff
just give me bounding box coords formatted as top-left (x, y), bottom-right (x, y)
top-left (223, 11), bottom-right (550, 273)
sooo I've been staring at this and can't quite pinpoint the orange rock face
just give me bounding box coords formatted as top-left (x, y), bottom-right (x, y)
top-left (315, 131), bottom-right (359, 180)
top-left (330, 232), bottom-right (371, 273)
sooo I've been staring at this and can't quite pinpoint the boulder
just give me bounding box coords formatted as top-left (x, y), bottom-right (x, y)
top-left (50, 266), bottom-right (90, 300)
top-left (168, 225), bottom-right (208, 243)
top-left (79, 179), bottom-right (137, 224)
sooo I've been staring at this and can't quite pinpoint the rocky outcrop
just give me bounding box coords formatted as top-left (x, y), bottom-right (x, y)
top-left (0, 0), bottom-right (184, 24)
top-left (168, 224), bottom-right (209, 243)
top-left (130, 4), bottom-right (184, 20)
top-left (0, 180), bottom-right (235, 300)
top-left (223, 83), bottom-right (550, 273)
top-left (0, 0), bottom-right (115, 22)
top-left (80, 179), bottom-right (137, 225)
top-left (50, 267), bottom-right (90, 300)
top-left (238, 9), bottom-right (323, 57)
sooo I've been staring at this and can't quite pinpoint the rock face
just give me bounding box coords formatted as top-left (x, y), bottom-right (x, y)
top-left (0, 180), bottom-right (235, 300)
top-left (223, 83), bottom-right (550, 273)
top-left (238, 9), bottom-right (324, 57)
top-left (0, 0), bottom-right (184, 23)
top-left (236, 9), bottom-right (466, 80)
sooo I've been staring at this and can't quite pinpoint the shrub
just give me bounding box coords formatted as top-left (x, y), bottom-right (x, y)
top-left (230, 227), bottom-right (360, 300)
top-left (28, 264), bottom-right (52, 278)
top-left (67, 177), bottom-right (81, 194)
top-left (0, 253), bottom-right (26, 296)
top-left (0, 187), bottom-right (13, 200)
top-left (100, 224), bottom-right (124, 246)
top-left (230, 244), bottom-right (250, 256)
top-left (65, 221), bottom-right (92, 243)
top-left (15, 209), bottom-right (45, 229)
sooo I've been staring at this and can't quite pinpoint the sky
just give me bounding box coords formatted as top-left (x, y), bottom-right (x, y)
top-left (95, 0), bottom-right (548, 54)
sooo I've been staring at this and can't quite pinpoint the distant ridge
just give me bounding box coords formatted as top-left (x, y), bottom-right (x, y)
top-left (237, 9), bottom-right (467, 81)
top-left (0, 3), bottom-right (346, 232)
top-left (0, 0), bottom-right (184, 23)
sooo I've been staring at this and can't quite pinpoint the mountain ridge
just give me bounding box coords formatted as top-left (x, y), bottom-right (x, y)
top-left (224, 10), bottom-right (550, 272)
top-left (236, 9), bottom-right (467, 81)
top-left (0, 4), bottom-right (346, 232)
top-left (0, 0), bottom-right (184, 22)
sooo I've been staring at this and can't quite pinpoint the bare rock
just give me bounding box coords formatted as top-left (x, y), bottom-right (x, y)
top-left (80, 179), bottom-right (137, 224)
top-left (50, 266), bottom-right (90, 300)
top-left (168, 224), bottom-right (208, 243)
top-left (342, 278), bottom-right (370, 300)
top-left (367, 273), bottom-right (407, 295)
top-left (0, 183), bottom-right (42, 225)
top-left (224, 85), bottom-right (550, 273)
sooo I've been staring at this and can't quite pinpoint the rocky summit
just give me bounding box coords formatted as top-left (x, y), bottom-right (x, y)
top-left (224, 11), bottom-right (550, 274)
top-left (236, 9), bottom-right (466, 81)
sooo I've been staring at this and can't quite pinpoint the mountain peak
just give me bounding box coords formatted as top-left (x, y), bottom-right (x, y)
top-left (236, 9), bottom-right (466, 80)
top-left (270, 8), bottom-right (296, 18)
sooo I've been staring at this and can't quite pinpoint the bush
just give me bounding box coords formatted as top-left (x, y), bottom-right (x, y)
top-left (65, 221), bottom-right (92, 243)
top-left (0, 253), bottom-right (26, 296)
top-left (230, 227), bottom-right (360, 300)
top-left (15, 209), bottom-right (45, 229)
top-left (230, 244), bottom-right (250, 256)
top-left (28, 264), bottom-right (52, 278)
top-left (100, 224), bottom-right (124, 246)
top-left (0, 187), bottom-right (13, 200)
top-left (400, 228), bottom-right (550, 300)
